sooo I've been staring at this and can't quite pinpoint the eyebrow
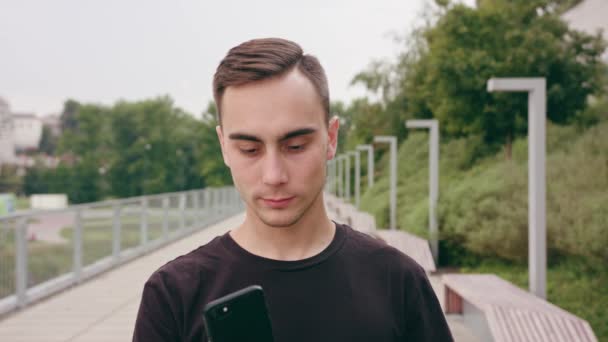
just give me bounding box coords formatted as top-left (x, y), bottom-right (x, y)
top-left (228, 128), bottom-right (317, 143)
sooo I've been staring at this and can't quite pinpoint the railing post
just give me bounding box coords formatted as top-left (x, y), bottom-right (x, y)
top-left (112, 204), bottom-right (122, 264)
top-left (216, 188), bottom-right (221, 216)
top-left (189, 191), bottom-right (196, 228)
top-left (218, 188), bottom-right (224, 216)
top-left (204, 189), bottom-right (211, 221)
top-left (140, 197), bottom-right (148, 247)
top-left (193, 191), bottom-right (200, 227)
top-left (73, 208), bottom-right (83, 283)
top-left (15, 217), bottom-right (28, 308)
top-left (179, 193), bottom-right (186, 231)
top-left (162, 196), bottom-right (169, 241)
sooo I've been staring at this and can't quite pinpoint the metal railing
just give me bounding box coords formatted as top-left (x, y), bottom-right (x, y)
top-left (0, 187), bottom-right (243, 316)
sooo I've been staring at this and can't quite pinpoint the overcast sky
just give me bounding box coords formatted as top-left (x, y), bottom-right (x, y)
top-left (0, 0), bottom-right (474, 117)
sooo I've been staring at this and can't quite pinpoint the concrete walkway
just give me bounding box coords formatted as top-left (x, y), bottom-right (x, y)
top-left (0, 213), bottom-right (478, 341)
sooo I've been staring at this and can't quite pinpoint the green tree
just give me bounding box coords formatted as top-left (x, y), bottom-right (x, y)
top-left (403, 0), bottom-right (607, 158)
top-left (38, 125), bottom-right (58, 155)
top-left (198, 102), bottom-right (233, 186)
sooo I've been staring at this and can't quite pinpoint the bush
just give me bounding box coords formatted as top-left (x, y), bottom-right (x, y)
top-left (361, 120), bottom-right (608, 265)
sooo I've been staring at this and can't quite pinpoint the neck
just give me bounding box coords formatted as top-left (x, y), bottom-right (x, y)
top-left (230, 192), bottom-right (335, 261)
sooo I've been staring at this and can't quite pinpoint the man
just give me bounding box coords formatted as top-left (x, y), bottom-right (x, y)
top-left (133, 38), bottom-right (453, 342)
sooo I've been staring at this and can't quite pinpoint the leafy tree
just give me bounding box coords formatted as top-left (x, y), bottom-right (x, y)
top-left (403, 0), bottom-right (607, 158)
top-left (198, 102), bottom-right (233, 186)
top-left (38, 125), bottom-right (58, 155)
top-left (351, 0), bottom-right (606, 160)
top-left (59, 99), bottom-right (80, 133)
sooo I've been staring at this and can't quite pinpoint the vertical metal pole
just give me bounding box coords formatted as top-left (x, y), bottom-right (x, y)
top-left (429, 124), bottom-right (439, 262)
top-left (112, 204), bottom-right (121, 263)
top-left (368, 146), bottom-right (374, 188)
top-left (405, 120), bottom-right (440, 262)
top-left (209, 189), bottom-right (215, 218)
top-left (179, 193), bottom-right (186, 231)
top-left (140, 197), bottom-right (148, 246)
top-left (73, 208), bottom-right (83, 282)
top-left (488, 77), bottom-right (547, 299)
top-left (15, 217), bottom-right (28, 308)
top-left (162, 196), bottom-right (169, 240)
top-left (203, 189), bottom-right (210, 222)
top-left (348, 151), bottom-right (361, 208)
top-left (529, 83), bottom-right (547, 299)
top-left (355, 152), bottom-right (360, 208)
top-left (325, 161), bottom-right (329, 192)
top-left (390, 139), bottom-right (397, 230)
top-left (374, 136), bottom-right (398, 230)
top-left (357, 145), bottom-right (374, 190)
top-left (332, 160), bottom-right (337, 195)
top-left (345, 155), bottom-right (350, 202)
top-left (190, 192), bottom-right (196, 227)
top-left (217, 188), bottom-right (221, 215)
top-left (195, 191), bottom-right (202, 224)
top-left (337, 157), bottom-right (343, 198)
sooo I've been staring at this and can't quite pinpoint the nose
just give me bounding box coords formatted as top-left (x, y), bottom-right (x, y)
top-left (261, 150), bottom-right (288, 186)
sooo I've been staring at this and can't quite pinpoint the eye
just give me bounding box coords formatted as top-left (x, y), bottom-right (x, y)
top-left (239, 148), bottom-right (258, 155)
top-left (287, 144), bottom-right (305, 152)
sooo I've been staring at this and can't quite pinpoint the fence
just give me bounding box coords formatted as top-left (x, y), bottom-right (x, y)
top-left (0, 187), bottom-right (243, 316)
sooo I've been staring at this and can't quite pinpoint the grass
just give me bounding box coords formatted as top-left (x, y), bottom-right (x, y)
top-left (355, 119), bottom-right (608, 340)
top-left (15, 197), bottom-right (30, 210)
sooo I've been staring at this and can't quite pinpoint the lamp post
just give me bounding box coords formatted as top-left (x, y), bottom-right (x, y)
top-left (348, 151), bottom-right (361, 208)
top-left (143, 143), bottom-right (151, 195)
top-left (357, 144), bottom-right (374, 189)
top-left (405, 119), bottom-right (440, 262)
top-left (487, 77), bottom-right (547, 299)
top-left (373, 136), bottom-right (398, 230)
top-left (343, 154), bottom-right (351, 202)
top-left (336, 155), bottom-right (343, 198)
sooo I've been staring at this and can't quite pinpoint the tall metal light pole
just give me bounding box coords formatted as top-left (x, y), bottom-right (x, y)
top-left (337, 155), bottom-right (343, 198)
top-left (374, 136), bottom-right (398, 230)
top-left (357, 144), bottom-right (374, 189)
top-left (325, 159), bottom-right (333, 193)
top-left (406, 119), bottom-right (440, 262)
top-left (348, 151), bottom-right (361, 208)
top-left (143, 143), bottom-right (151, 195)
top-left (334, 158), bottom-right (339, 197)
top-left (488, 77), bottom-right (547, 299)
top-left (344, 153), bottom-right (351, 202)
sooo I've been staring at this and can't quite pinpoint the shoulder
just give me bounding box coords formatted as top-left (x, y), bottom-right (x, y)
top-left (342, 225), bottom-right (427, 279)
top-left (144, 235), bottom-right (226, 292)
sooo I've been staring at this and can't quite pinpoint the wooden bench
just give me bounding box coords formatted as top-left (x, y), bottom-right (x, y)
top-left (443, 274), bottom-right (597, 342)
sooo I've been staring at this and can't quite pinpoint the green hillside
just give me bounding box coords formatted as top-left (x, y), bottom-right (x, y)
top-left (357, 119), bottom-right (608, 339)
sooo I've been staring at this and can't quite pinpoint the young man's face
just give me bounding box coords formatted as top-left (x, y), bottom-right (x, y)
top-left (217, 69), bottom-right (339, 228)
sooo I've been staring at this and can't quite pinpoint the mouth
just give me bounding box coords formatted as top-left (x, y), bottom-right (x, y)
top-left (260, 196), bottom-right (295, 209)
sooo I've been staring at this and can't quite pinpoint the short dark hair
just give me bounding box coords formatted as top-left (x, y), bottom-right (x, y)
top-left (213, 38), bottom-right (330, 124)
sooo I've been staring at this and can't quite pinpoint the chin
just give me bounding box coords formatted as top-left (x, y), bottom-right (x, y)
top-left (257, 210), bottom-right (305, 228)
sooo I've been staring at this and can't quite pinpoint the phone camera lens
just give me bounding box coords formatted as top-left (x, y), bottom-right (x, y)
top-left (222, 306), bottom-right (228, 313)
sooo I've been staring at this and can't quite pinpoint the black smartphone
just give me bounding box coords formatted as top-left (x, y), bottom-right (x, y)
top-left (203, 285), bottom-right (274, 342)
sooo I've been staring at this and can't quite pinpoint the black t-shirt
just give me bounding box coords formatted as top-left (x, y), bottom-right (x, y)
top-left (133, 223), bottom-right (453, 342)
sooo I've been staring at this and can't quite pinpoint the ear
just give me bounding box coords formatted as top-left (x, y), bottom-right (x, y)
top-left (326, 115), bottom-right (340, 160)
top-left (216, 125), bottom-right (231, 168)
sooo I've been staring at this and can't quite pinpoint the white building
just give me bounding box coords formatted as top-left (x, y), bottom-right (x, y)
top-left (0, 97), bottom-right (16, 165)
top-left (12, 113), bottom-right (43, 152)
top-left (0, 97), bottom-right (45, 166)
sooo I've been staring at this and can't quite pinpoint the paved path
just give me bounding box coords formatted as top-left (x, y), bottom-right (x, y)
top-left (0, 213), bottom-right (478, 341)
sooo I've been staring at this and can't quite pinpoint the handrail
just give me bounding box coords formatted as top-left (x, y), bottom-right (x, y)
top-left (0, 187), bottom-right (243, 316)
